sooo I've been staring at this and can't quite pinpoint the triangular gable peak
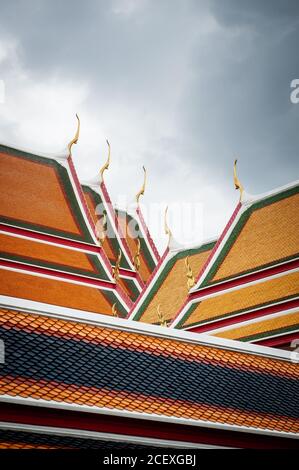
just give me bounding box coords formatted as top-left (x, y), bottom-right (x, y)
top-left (0, 142), bottom-right (132, 316)
top-left (171, 181), bottom-right (299, 337)
top-left (192, 180), bottom-right (299, 291)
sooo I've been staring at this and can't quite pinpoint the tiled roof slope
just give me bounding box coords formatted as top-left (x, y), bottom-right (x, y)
top-left (1, 308), bottom-right (298, 437)
top-left (129, 241), bottom-right (216, 325)
top-left (212, 310), bottom-right (299, 343)
top-left (0, 143), bottom-right (133, 316)
top-left (171, 182), bottom-right (299, 346)
top-left (0, 144), bottom-right (94, 243)
top-left (196, 182), bottom-right (299, 289)
top-left (0, 269), bottom-right (130, 317)
top-left (179, 270), bottom-right (299, 329)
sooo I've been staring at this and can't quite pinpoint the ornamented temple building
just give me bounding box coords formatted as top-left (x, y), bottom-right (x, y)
top-left (0, 119), bottom-right (298, 448)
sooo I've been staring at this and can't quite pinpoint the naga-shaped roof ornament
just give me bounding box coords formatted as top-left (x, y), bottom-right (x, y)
top-left (67, 114), bottom-right (80, 156)
top-left (164, 205), bottom-right (172, 247)
top-left (100, 139), bottom-right (111, 183)
top-left (233, 158), bottom-right (244, 201)
top-left (135, 166), bottom-right (147, 204)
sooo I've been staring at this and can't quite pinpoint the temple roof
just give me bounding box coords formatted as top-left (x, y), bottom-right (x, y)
top-left (170, 181), bottom-right (299, 346)
top-left (194, 181), bottom-right (299, 289)
top-left (0, 299), bottom-right (298, 443)
top-left (0, 142), bottom-right (133, 316)
top-left (1, 132), bottom-right (299, 447)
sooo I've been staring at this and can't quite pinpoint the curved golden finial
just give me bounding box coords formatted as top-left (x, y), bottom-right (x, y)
top-left (157, 304), bottom-right (167, 327)
top-left (233, 159), bottom-right (244, 201)
top-left (185, 256), bottom-right (195, 290)
top-left (134, 238), bottom-right (141, 272)
top-left (68, 114), bottom-right (80, 156)
top-left (96, 212), bottom-right (107, 245)
top-left (164, 206), bottom-right (172, 246)
top-left (100, 139), bottom-right (111, 182)
top-left (112, 303), bottom-right (118, 317)
top-left (136, 166), bottom-right (147, 204)
top-left (113, 249), bottom-right (122, 282)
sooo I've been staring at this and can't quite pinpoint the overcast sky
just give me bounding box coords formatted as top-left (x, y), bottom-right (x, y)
top-left (0, 0), bottom-right (298, 252)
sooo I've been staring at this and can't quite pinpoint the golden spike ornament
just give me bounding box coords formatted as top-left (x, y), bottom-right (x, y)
top-left (112, 303), bottom-right (118, 317)
top-left (185, 256), bottom-right (195, 290)
top-left (67, 113), bottom-right (80, 156)
top-left (96, 212), bottom-right (107, 245)
top-left (100, 139), bottom-right (111, 182)
top-left (164, 206), bottom-right (172, 246)
top-left (135, 166), bottom-right (147, 204)
top-left (113, 249), bottom-right (122, 282)
top-left (134, 238), bottom-right (141, 272)
top-left (157, 304), bottom-right (167, 327)
top-left (233, 159), bottom-right (244, 201)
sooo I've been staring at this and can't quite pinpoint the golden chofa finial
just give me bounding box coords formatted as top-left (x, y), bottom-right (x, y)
top-left (136, 166), bottom-right (147, 204)
top-left (113, 249), bottom-right (122, 282)
top-left (185, 256), bottom-right (195, 290)
top-left (134, 238), bottom-right (141, 272)
top-left (68, 114), bottom-right (80, 156)
top-left (100, 139), bottom-right (111, 183)
top-left (96, 212), bottom-right (107, 245)
top-left (233, 159), bottom-right (244, 201)
top-left (157, 304), bottom-right (167, 327)
top-left (112, 303), bottom-right (118, 317)
top-left (164, 206), bottom-right (172, 246)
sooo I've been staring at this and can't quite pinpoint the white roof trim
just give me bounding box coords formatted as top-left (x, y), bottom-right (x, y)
top-left (0, 422), bottom-right (227, 449)
top-left (0, 396), bottom-right (297, 440)
top-left (168, 236), bottom-right (218, 255)
top-left (205, 307), bottom-right (299, 335)
top-left (0, 140), bottom-right (69, 162)
top-left (241, 179), bottom-right (299, 207)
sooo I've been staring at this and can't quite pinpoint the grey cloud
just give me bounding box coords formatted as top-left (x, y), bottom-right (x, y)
top-left (0, 0), bottom-right (298, 245)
